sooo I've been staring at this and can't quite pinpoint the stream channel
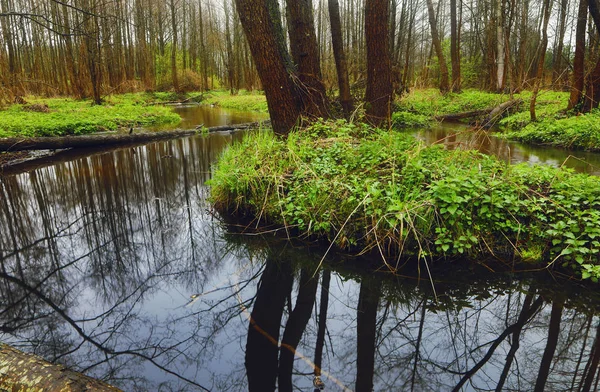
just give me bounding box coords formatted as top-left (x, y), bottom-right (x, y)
top-left (1, 105), bottom-right (600, 391)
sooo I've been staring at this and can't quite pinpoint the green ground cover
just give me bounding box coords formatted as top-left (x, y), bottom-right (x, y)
top-left (393, 89), bottom-right (600, 151)
top-left (0, 93), bottom-right (181, 138)
top-left (210, 119), bottom-right (600, 281)
top-left (393, 89), bottom-right (568, 127)
top-left (203, 90), bottom-right (268, 112)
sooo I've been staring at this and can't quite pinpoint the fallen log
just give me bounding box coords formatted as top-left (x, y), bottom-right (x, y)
top-left (435, 99), bottom-right (522, 127)
top-left (198, 120), bottom-right (270, 133)
top-left (0, 121), bottom-right (268, 152)
top-left (0, 343), bottom-right (122, 391)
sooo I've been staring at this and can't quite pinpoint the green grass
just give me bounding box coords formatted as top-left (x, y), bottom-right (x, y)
top-left (394, 88), bottom-right (569, 128)
top-left (210, 119), bottom-right (600, 281)
top-left (502, 112), bottom-right (600, 151)
top-left (0, 93), bottom-right (181, 138)
top-left (203, 90), bottom-right (268, 112)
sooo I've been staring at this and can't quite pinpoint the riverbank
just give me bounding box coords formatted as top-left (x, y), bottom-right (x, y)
top-left (0, 93), bottom-right (184, 138)
top-left (210, 119), bottom-right (600, 281)
top-left (394, 89), bottom-right (600, 151)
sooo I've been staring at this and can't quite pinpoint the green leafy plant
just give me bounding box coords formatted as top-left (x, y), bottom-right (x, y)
top-left (211, 119), bottom-right (600, 281)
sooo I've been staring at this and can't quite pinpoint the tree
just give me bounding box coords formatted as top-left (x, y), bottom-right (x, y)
top-left (286, 0), bottom-right (328, 118)
top-left (450, 0), bottom-right (461, 92)
top-left (328, 0), bottom-right (353, 117)
top-left (425, 0), bottom-right (450, 94)
top-left (365, 0), bottom-right (393, 127)
top-left (568, 0), bottom-right (587, 110)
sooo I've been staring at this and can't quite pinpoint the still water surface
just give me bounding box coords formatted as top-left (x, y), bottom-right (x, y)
top-left (1, 107), bottom-right (600, 391)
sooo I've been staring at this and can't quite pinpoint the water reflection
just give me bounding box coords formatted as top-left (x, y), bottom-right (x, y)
top-left (1, 132), bottom-right (600, 391)
top-left (415, 124), bottom-right (600, 176)
top-left (163, 104), bottom-right (269, 130)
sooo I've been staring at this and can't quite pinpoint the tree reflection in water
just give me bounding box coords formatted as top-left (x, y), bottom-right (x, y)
top-left (1, 134), bottom-right (600, 391)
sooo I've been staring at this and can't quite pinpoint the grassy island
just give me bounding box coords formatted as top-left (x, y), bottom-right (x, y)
top-left (210, 120), bottom-right (600, 281)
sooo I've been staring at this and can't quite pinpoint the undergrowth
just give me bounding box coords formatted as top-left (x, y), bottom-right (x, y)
top-left (0, 94), bottom-right (181, 137)
top-left (203, 90), bottom-right (268, 112)
top-left (210, 119), bottom-right (600, 281)
top-left (502, 111), bottom-right (600, 151)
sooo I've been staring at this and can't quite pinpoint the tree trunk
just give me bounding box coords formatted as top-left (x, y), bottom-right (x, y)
top-left (0, 343), bottom-right (121, 391)
top-left (245, 260), bottom-right (293, 391)
top-left (534, 298), bottom-right (564, 392)
top-left (582, 0), bottom-right (600, 111)
top-left (553, 0), bottom-right (569, 88)
top-left (234, 0), bottom-right (302, 134)
top-left (313, 269), bottom-right (331, 380)
top-left (278, 269), bottom-right (318, 392)
top-left (365, 0), bottom-right (393, 127)
top-left (355, 280), bottom-right (381, 392)
top-left (426, 0), bottom-right (450, 93)
top-left (286, 0), bottom-right (328, 119)
top-left (529, 0), bottom-right (552, 121)
top-left (328, 0), bottom-right (354, 117)
top-left (496, 0), bottom-right (505, 92)
top-left (450, 0), bottom-right (461, 92)
top-left (568, 0), bottom-right (587, 110)
top-left (170, 0), bottom-right (179, 92)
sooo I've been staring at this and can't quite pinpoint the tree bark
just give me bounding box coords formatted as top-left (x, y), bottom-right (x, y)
top-left (496, 0), bottom-right (505, 92)
top-left (582, 0), bottom-right (600, 111)
top-left (365, 0), bottom-right (393, 127)
top-left (328, 0), bottom-right (354, 117)
top-left (529, 0), bottom-right (552, 121)
top-left (234, 0), bottom-right (301, 134)
top-left (169, 0), bottom-right (179, 92)
top-left (450, 0), bottom-right (461, 92)
top-left (568, 0), bottom-right (587, 110)
top-left (0, 343), bottom-right (121, 391)
top-left (286, 0), bottom-right (328, 118)
top-left (426, 0), bottom-right (450, 93)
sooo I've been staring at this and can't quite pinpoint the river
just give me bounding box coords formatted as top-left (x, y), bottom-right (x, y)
top-left (0, 106), bottom-right (599, 391)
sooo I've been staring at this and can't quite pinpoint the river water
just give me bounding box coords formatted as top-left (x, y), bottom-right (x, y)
top-left (1, 106), bottom-right (600, 391)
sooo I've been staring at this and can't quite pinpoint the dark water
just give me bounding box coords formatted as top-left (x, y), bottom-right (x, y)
top-left (1, 109), bottom-right (600, 391)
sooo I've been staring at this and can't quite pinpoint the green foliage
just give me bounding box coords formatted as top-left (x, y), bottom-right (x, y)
top-left (502, 112), bottom-right (600, 151)
top-left (499, 92), bottom-right (569, 130)
top-left (391, 111), bottom-right (432, 128)
top-left (0, 94), bottom-right (181, 137)
top-left (211, 119), bottom-right (600, 281)
top-left (396, 89), bottom-right (514, 117)
top-left (204, 90), bottom-right (268, 112)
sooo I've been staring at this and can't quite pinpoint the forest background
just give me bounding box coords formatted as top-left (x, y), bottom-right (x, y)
top-left (0, 0), bottom-right (592, 111)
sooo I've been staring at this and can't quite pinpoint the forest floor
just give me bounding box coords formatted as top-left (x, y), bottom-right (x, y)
top-left (210, 119), bottom-right (600, 282)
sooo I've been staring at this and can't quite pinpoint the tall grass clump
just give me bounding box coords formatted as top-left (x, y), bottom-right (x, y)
top-left (210, 119), bottom-right (600, 280)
